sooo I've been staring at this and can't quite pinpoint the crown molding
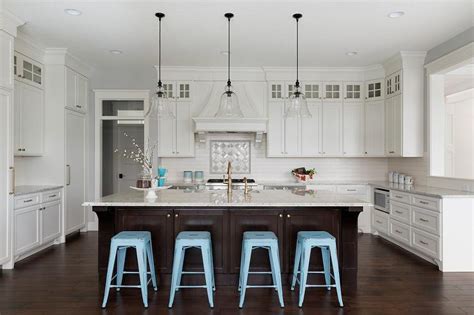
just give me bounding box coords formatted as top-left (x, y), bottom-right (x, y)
top-left (0, 10), bottom-right (24, 37)
top-left (44, 48), bottom-right (94, 77)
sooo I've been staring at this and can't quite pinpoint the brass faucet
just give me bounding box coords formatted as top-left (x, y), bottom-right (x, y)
top-left (224, 161), bottom-right (232, 195)
top-left (243, 177), bottom-right (249, 195)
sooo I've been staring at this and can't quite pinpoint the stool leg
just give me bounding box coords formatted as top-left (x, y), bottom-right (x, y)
top-left (209, 242), bottom-right (216, 291)
top-left (238, 242), bottom-right (245, 292)
top-left (238, 244), bottom-right (252, 309)
top-left (321, 246), bottom-right (331, 290)
top-left (115, 247), bottom-right (127, 292)
top-left (267, 246), bottom-right (277, 291)
top-left (168, 244), bottom-right (183, 308)
top-left (298, 245), bottom-right (312, 308)
top-left (102, 244), bottom-right (118, 308)
top-left (136, 245), bottom-right (148, 308)
top-left (291, 239), bottom-right (302, 291)
top-left (329, 243), bottom-right (343, 307)
top-left (270, 243), bottom-right (284, 308)
top-left (175, 247), bottom-right (186, 292)
top-left (146, 241), bottom-right (158, 291)
top-left (202, 245), bottom-right (214, 308)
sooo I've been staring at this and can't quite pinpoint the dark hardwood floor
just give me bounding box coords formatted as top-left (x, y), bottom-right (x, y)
top-left (0, 232), bottom-right (473, 315)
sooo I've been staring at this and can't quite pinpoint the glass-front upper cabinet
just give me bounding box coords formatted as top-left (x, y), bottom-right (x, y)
top-left (304, 83), bottom-right (321, 100)
top-left (14, 52), bottom-right (43, 88)
top-left (365, 79), bottom-right (383, 101)
top-left (178, 83), bottom-right (191, 100)
top-left (323, 82), bottom-right (342, 100)
top-left (344, 82), bottom-right (363, 101)
top-left (268, 82), bottom-right (300, 101)
top-left (162, 83), bottom-right (174, 98)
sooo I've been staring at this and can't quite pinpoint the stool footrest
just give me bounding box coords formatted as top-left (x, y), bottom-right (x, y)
top-left (305, 284), bottom-right (336, 288)
top-left (177, 285), bottom-right (208, 289)
top-left (181, 271), bottom-right (205, 275)
top-left (245, 285), bottom-right (277, 289)
top-left (248, 271), bottom-right (272, 274)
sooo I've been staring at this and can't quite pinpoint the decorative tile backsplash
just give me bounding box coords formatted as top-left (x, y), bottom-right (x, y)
top-left (210, 140), bottom-right (251, 174)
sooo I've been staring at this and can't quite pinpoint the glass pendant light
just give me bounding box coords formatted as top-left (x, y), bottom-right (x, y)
top-left (285, 13), bottom-right (311, 119)
top-left (145, 12), bottom-right (175, 119)
top-left (215, 13), bottom-right (243, 118)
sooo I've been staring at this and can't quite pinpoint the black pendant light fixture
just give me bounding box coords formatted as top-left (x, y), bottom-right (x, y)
top-left (145, 12), bottom-right (175, 119)
top-left (285, 13), bottom-right (311, 118)
top-left (215, 12), bottom-right (244, 118)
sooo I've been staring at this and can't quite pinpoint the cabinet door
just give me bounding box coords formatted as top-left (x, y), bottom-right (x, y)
top-left (116, 209), bottom-right (174, 274)
top-left (177, 82), bottom-right (191, 101)
top-left (175, 101), bottom-right (195, 157)
top-left (365, 80), bottom-right (383, 101)
top-left (304, 83), bottom-right (322, 101)
top-left (174, 209), bottom-right (228, 274)
top-left (229, 209), bottom-right (283, 274)
top-left (20, 55), bottom-right (43, 88)
top-left (392, 94), bottom-right (402, 155)
top-left (284, 209), bottom-right (341, 273)
top-left (41, 201), bottom-right (61, 244)
top-left (162, 83), bottom-right (175, 98)
top-left (393, 71), bottom-right (402, 95)
top-left (343, 102), bottom-right (365, 156)
top-left (365, 100), bottom-right (385, 156)
top-left (323, 82), bottom-right (342, 101)
top-left (65, 68), bottom-right (76, 110)
top-left (158, 102), bottom-right (176, 157)
top-left (322, 102), bottom-right (343, 155)
top-left (75, 74), bottom-right (87, 112)
top-left (14, 80), bottom-right (21, 153)
top-left (284, 98), bottom-right (299, 156)
top-left (344, 82), bottom-right (363, 102)
top-left (15, 206), bottom-right (40, 255)
top-left (301, 102), bottom-right (322, 156)
top-left (65, 110), bottom-right (86, 234)
top-left (267, 101), bottom-right (285, 156)
top-left (19, 83), bottom-right (44, 156)
top-left (269, 82), bottom-right (284, 101)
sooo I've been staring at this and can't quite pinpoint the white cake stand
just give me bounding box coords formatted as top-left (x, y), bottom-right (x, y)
top-left (130, 186), bottom-right (172, 199)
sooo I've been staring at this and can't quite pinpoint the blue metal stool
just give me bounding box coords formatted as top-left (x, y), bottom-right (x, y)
top-left (290, 231), bottom-right (343, 307)
top-left (238, 231), bottom-right (284, 308)
top-left (168, 231), bottom-right (215, 308)
top-left (102, 231), bottom-right (158, 308)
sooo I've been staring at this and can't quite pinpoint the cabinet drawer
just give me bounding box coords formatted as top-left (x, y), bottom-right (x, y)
top-left (390, 201), bottom-right (411, 224)
top-left (42, 190), bottom-right (61, 203)
top-left (15, 194), bottom-right (40, 209)
top-left (372, 210), bottom-right (389, 234)
top-left (308, 185), bottom-right (336, 192)
top-left (412, 206), bottom-right (440, 235)
top-left (390, 191), bottom-right (410, 204)
top-left (411, 195), bottom-right (439, 212)
top-left (336, 185), bottom-right (367, 195)
top-left (412, 228), bottom-right (439, 259)
top-left (389, 219), bottom-right (411, 245)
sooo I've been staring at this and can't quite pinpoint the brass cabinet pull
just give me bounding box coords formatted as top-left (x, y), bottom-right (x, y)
top-left (419, 218), bottom-right (429, 222)
top-left (9, 167), bottom-right (15, 195)
top-left (395, 230), bottom-right (402, 234)
top-left (376, 220), bottom-right (382, 224)
top-left (419, 240), bottom-right (428, 245)
top-left (395, 210), bottom-right (403, 214)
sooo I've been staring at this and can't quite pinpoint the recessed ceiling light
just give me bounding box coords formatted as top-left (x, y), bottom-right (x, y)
top-left (346, 51), bottom-right (358, 56)
top-left (109, 50), bottom-right (123, 55)
top-left (64, 8), bottom-right (82, 16)
top-left (220, 51), bottom-right (229, 56)
top-left (388, 11), bottom-right (405, 18)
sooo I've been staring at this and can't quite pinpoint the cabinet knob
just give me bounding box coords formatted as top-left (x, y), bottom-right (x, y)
top-left (287, 214), bottom-right (291, 218)
top-left (167, 213), bottom-right (171, 218)
top-left (175, 213), bottom-right (178, 218)
top-left (365, 152), bottom-right (368, 154)
top-left (279, 213), bottom-right (283, 218)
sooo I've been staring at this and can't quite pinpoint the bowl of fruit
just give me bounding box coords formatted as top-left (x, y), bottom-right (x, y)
top-left (291, 167), bottom-right (317, 182)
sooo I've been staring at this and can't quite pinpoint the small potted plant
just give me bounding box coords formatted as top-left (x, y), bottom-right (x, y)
top-left (291, 167), bottom-right (317, 182)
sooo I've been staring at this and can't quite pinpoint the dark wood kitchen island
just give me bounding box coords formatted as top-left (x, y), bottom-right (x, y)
top-left (85, 189), bottom-right (368, 286)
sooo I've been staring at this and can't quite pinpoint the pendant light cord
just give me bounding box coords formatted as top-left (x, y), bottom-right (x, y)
top-left (295, 15), bottom-right (300, 88)
top-left (158, 15), bottom-right (162, 88)
top-left (227, 15), bottom-right (231, 88)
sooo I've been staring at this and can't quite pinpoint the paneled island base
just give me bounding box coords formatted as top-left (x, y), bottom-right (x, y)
top-left (93, 206), bottom-right (362, 286)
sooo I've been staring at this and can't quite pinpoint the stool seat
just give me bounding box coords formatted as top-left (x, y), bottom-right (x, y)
top-left (169, 231), bottom-right (215, 308)
top-left (291, 231), bottom-right (343, 308)
top-left (238, 231), bottom-right (284, 308)
top-left (102, 231), bottom-right (158, 308)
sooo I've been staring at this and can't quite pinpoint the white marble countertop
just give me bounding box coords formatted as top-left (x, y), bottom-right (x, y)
top-left (369, 181), bottom-right (474, 198)
top-left (15, 185), bottom-right (63, 196)
top-left (83, 188), bottom-right (370, 207)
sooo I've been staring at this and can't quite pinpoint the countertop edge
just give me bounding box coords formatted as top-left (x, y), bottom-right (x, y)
top-left (14, 185), bottom-right (64, 197)
top-left (368, 182), bottom-right (474, 198)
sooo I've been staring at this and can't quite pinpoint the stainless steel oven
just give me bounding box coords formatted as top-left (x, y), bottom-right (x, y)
top-left (374, 188), bottom-right (390, 213)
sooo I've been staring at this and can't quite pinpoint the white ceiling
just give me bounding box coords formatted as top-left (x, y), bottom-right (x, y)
top-left (5, 0), bottom-right (474, 82)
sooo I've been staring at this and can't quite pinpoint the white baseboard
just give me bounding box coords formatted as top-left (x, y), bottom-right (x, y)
top-left (88, 221), bottom-right (98, 231)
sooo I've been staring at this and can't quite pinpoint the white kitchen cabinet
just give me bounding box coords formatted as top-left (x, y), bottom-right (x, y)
top-left (323, 82), bottom-right (342, 101)
top-left (66, 67), bottom-right (88, 112)
top-left (321, 102), bottom-right (343, 155)
top-left (343, 82), bottom-right (363, 101)
top-left (365, 79), bottom-right (383, 101)
top-left (304, 83), bottom-right (322, 100)
top-left (158, 85), bottom-right (195, 157)
top-left (343, 102), bottom-right (364, 156)
top-left (65, 109), bottom-right (86, 234)
top-left (14, 80), bottom-right (44, 156)
top-left (14, 52), bottom-right (43, 88)
top-left (266, 100), bottom-right (299, 157)
top-left (13, 189), bottom-right (62, 262)
top-left (14, 205), bottom-right (40, 255)
top-left (364, 100), bottom-right (385, 156)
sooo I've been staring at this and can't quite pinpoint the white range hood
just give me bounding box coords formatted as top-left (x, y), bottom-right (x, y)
top-left (192, 82), bottom-right (268, 142)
